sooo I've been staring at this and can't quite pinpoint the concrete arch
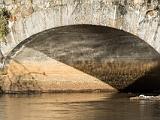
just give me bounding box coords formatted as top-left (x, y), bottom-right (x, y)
top-left (1, 0), bottom-right (160, 55)
top-left (2, 24), bottom-right (160, 93)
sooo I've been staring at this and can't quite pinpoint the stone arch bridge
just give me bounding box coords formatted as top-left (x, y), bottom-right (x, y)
top-left (0, 0), bottom-right (160, 93)
top-left (0, 24), bottom-right (160, 93)
top-left (1, 0), bottom-right (160, 55)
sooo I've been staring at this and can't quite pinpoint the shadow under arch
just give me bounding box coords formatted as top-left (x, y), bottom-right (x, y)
top-left (5, 24), bottom-right (160, 93)
top-left (122, 62), bottom-right (160, 93)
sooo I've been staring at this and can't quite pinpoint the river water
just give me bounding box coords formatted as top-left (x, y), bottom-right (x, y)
top-left (0, 93), bottom-right (160, 120)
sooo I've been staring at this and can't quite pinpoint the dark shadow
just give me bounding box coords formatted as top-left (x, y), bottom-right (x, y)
top-left (122, 62), bottom-right (160, 93)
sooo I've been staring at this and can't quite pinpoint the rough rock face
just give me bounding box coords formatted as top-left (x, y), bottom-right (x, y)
top-left (0, 52), bottom-right (115, 93)
top-left (0, 0), bottom-right (160, 55)
top-left (0, 49), bottom-right (116, 93)
top-left (1, 25), bottom-right (160, 93)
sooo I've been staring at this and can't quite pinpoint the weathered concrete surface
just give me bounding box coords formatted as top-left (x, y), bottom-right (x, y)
top-left (0, 0), bottom-right (160, 55)
top-left (1, 24), bottom-right (160, 93)
top-left (0, 47), bottom-right (116, 93)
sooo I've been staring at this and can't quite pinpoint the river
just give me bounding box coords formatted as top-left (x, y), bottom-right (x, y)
top-left (0, 93), bottom-right (160, 120)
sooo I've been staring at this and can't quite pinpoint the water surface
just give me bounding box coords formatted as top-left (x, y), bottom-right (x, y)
top-left (0, 93), bottom-right (160, 120)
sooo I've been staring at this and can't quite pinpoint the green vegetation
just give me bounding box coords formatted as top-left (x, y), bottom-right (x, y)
top-left (0, 8), bottom-right (11, 42)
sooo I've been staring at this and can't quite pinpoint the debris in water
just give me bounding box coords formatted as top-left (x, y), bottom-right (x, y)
top-left (130, 94), bottom-right (160, 101)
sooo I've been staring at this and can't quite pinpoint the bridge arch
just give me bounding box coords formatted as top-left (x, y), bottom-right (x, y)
top-left (1, 0), bottom-right (160, 55)
top-left (2, 24), bottom-right (160, 93)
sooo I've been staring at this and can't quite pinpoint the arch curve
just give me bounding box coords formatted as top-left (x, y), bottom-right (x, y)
top-left (2, 24), bottom-right (160, 93)
top-left (2, 0), bottom-right (160, 55)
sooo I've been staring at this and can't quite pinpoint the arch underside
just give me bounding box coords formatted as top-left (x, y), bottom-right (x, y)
top-left (6, 25), bottom-right (160, 93)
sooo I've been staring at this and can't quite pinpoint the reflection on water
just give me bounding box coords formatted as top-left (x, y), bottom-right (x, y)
top-left (0, 93), bottom-right (160, 120)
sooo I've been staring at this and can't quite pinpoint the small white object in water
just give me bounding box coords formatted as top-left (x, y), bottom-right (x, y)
top-left (130, 94), bottom-right (160, 101)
